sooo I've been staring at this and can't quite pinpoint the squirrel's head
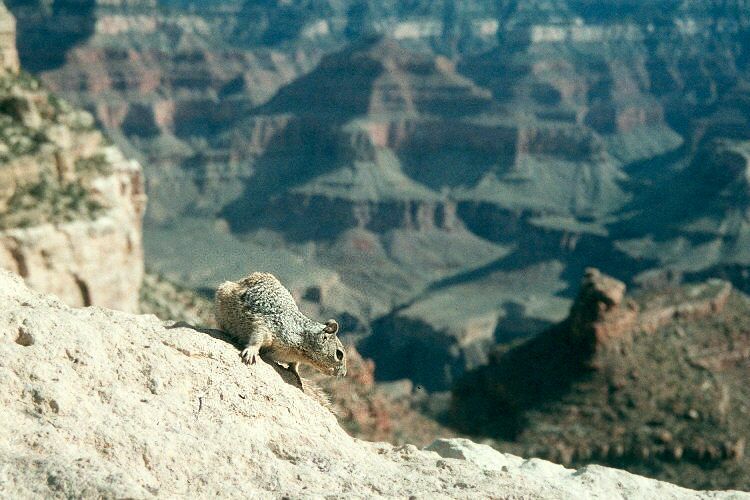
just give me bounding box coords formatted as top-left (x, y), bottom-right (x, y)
top-left (302, 319), bottom-right (347, 377)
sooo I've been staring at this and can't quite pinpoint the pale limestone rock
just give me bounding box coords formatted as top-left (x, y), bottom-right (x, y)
top-left (0, 270), bottom-right (746, 499)
top-left (0, 3), bottom-right (145, 313)
top-left (0, 153), bottom-right (145, 312)
top-left (0, 2), bottom-right (18, 74)
top-left (0, 216), bottom-right (143, 311)
top-left (425, 437), bottom-right (524, 470)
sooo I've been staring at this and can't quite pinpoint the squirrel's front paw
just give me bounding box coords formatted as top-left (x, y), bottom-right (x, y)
top-left (240, 345), bottom-right (260, 365)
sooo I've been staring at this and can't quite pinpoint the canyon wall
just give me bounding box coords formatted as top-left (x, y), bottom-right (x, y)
top-left (0, 3), bottom-right (145, 312)
top-left (5, 0), bottom-right (750, 393)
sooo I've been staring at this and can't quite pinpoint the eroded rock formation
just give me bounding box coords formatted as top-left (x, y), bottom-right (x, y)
top-left (567, 268), bottom-right (733, 355)
top-left (452, 269), bottom-right (750, 490)
top-left (6, 0), bottom-right (750, 408)
top-left (0, 4), bottom-right (145, 312)
top-left (568, 268), bottom-right (639, 352)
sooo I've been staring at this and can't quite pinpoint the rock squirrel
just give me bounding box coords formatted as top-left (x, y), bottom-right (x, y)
top-left (215, 272), bottom-right (347, 389)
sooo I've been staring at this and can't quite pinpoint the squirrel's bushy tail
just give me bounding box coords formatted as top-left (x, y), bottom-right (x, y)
top-left (214, 280), bottom-right (243, 331)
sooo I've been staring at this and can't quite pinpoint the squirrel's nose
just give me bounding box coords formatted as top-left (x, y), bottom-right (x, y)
top-left (335, 349), bottom-right (344, 361)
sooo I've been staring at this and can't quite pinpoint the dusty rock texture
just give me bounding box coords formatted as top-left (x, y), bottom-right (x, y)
top-left (0, 269), bottom-right (746, 499)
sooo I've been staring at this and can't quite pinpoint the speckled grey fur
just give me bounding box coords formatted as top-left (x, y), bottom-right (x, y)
top-left (215, 273), bottom-right (347, 388)
top-left (238, 272), bottom-right (320, 350)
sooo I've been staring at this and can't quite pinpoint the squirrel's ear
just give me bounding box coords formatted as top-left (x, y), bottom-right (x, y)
top-left (324, 319), bottom-right (339, 335)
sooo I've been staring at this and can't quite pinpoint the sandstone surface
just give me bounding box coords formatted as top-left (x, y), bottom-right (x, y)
top-left (1, 269), bottom-right (746, 499)
top-left (0, 2), bottom-right (18, 74)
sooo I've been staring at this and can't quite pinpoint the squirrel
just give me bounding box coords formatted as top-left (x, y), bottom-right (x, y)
top-left (214, 272), bottom-right (347, 392)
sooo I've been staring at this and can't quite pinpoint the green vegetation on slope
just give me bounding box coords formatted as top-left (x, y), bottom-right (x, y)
top-left (0, 72), bottom-right (113, 230)
top-left (0, 173), bottom-right (105, 229)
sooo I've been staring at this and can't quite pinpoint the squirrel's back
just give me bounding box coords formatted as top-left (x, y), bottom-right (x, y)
top-left (214, 272), bottom-right (347, 414)
top-left (215, 272), bottom-right (306, 346)
top-left (215, 278), bottom-right (271, 346)
top-left (235, 272), bottom-right (299, 317)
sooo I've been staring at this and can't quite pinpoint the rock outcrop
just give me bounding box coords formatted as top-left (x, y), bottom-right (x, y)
top-left (0, 3), bottom-right (145, 312)
top-left (567, 268), bottom-right (639, 353)
top-left (567, 268), bottom-right (733, 355)
top-left (137, 275), bottom-right (458, 447)
top-left (452, 269), bottom-right (750, 490)
top-left (0, 2), bottom-right (18, 74)
top-left (0, 1), bottom-right (741, 394)
top-left (1, 269), bottom-right (746, 498)
top-left (5, 1), bottom-right (750, 392)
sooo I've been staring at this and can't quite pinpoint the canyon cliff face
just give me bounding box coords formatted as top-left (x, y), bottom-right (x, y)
top-left (0, 3), bottom-right (145, 312)
top-left (3, 3), bottom-right (750, 491)
top-left (5, 1), bottom-right (750, 388)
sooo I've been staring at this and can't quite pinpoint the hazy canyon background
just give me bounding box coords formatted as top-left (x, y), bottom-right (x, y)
top-left (2, 0), bottom-right (750, 491)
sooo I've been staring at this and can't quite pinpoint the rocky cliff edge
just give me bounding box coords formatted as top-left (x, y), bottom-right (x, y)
top-left (0, 2), bottom-right (145, 313)
top-left (0, 269), bottom-right (746, 499)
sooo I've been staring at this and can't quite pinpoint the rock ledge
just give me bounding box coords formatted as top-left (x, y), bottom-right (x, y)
top-left (0, 270), bottom-right (746, 498)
